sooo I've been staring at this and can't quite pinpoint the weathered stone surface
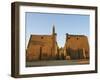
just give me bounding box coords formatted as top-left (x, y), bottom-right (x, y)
top-left (64, 33), bottom-right (89, 60)
top-left (26, 26), bottom-right (59, 61)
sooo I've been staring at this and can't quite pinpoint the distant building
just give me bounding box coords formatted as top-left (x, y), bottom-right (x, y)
top-left (64, 33), bottom-right (89, 60)
top-left (26, 25), bottom-right (59, 61)
top-left (58, 47), bottom-right (65, 60)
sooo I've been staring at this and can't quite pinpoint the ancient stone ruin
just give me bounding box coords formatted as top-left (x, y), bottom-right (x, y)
top-left (26, 25), bottom-right (89, 62)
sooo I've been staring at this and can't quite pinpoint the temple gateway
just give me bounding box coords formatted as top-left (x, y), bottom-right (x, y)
top-left (26, 25), bottom-right (89, 61)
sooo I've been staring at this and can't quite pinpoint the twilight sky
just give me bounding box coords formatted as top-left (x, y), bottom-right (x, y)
top-left (25, 12), bottom-right (90, 48)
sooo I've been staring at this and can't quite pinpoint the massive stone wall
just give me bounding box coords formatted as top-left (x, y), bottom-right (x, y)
top-left (26, 34), bottom-right (58, 61)
top-left (64, 34), bottom-right (89, 60)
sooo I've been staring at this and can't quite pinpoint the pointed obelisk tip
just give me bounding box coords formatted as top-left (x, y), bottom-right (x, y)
top-left (52, 24), bottom-right (55, 34)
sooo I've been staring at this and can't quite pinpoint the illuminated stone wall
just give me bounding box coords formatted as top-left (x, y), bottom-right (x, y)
top-left (64, 33), bottom-right (89, 60)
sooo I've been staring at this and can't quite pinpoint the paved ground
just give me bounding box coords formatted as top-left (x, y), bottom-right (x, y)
top-left (26, 60), bottom-right (89, 67)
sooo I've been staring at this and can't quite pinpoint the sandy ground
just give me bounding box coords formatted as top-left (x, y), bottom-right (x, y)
top-left (26, 60), bottom-right (89, 67)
